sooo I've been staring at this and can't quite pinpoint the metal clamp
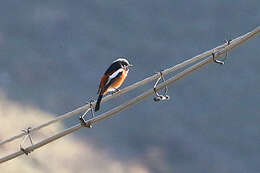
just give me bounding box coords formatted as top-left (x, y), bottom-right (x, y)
top-left (213, 39), bottom-right (232, 65)
top-left (212, 52), bottom-right (225, 65)
top-left (153, 71), bottom-right (170, 102)
top-left (20, 127), bottom-right (33, 155)
top-left (79, 99), bottom-right (95, 128)
top-left (223, 39), bottom-right (232, 61)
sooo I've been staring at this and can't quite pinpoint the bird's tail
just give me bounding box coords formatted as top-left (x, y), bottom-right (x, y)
top-left (95, 94), bottom-right (103, 112)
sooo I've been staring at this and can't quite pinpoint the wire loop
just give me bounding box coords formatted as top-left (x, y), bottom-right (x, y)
top-left (223, 39), bottom-right (232, 61)
top-left (213, 39), bottom-right (232, 65)
top-left (79, 99), bottom-right (95, 128)
top-left (20, 127), bottom-right (33, 155)
top-left (0, 26), bottom-right (259, 164)
top-left (212, 52), bottom-right (224, 65)
top-left (153, 71), bottom-right (170, 102)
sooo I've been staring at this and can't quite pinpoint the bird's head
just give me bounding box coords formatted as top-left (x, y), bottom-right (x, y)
top-left (114, 57), bottom-right (133, 70)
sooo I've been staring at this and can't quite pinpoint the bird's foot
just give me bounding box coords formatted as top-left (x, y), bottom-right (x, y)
top-left (111, 88), bottom-right (120, 95)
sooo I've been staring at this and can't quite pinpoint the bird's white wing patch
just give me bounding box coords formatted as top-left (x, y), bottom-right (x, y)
top-left (105, 68), bottom-right (123, 86)
top-left (110, 68), bottom-right (123, 78)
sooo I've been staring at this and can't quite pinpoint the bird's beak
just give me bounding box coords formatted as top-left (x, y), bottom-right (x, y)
top-left (128, 64), bottom-right (133, 67)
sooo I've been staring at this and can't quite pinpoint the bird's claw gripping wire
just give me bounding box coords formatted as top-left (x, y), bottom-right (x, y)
top-left (153, 71), bottom-right (170, 102)
top-left (20, 127), bottom-right (33, 155)
top-left (79, 99), bottom-right (95, 128)
top-left (213, 39), bottom-right (232, 65)
top-left (111, 88), bottom-right (120, 95)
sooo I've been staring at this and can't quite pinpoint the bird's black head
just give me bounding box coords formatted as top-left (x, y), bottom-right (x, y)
top-left (114, 57), bottom-right (133, 69)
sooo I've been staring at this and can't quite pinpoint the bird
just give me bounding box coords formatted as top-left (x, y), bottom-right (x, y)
top-left (95, 58), bottom-right (133, 112)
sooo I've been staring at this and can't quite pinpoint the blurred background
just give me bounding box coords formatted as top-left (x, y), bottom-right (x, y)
top-left (0, 0), bottom-right (259, 172)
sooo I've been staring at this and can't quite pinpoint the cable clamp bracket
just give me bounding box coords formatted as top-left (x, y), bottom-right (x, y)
top-left (20, 127), bottom-right (33, 155)
top-left (79, 99), bottom-right (95, 128)
top-left (153, 71), bottom-right (170, 102)
top-left (213, 39), bottom-right (232, 65)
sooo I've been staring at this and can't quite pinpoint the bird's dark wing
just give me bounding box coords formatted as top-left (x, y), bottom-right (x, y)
top-left (97, 74), bottom-right (109, 94)
top-left (104, 61), bottom-right (122, 75)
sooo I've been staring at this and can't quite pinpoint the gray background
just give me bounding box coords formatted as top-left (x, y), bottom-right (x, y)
top-left (0, 0), bottom-right (260, 172)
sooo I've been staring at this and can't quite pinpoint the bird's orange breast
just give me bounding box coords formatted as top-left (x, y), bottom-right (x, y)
top-left (109, 69), bottom-right (128, 90)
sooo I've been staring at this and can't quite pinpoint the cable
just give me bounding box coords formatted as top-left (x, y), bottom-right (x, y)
top-left (0, 38), bottom-right (227, 145)
top-left (0, 26), bottom-right (259, 163)
top-left (0, 25), bottom-right (253, 146)
top-left (3, 25), bottom-right (259, 146)
top-left (0, 56), bottom-right (213, 163)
